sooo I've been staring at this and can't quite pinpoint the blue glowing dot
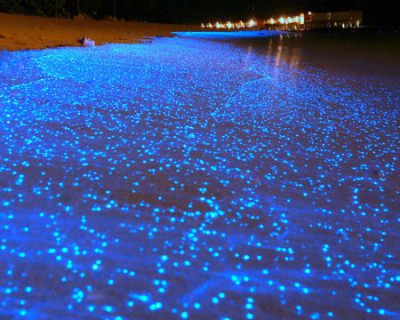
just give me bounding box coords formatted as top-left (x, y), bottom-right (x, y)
top-left (104, 306), bottom-right (114, 313)
top-left (311, 313), bottom-right (320, 320)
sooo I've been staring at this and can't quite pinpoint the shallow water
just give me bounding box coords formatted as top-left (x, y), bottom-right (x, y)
top-left (0, 31), bottom-right (399, 319)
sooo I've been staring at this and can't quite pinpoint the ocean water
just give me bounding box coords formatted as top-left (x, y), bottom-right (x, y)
top-left (0, 31), bottom-right (399, 319)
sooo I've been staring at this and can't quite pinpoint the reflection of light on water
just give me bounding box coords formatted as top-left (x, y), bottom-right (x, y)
top-left (245, 45), bottom-right (253, 70)
top-left (289, 47), bottom-right (302, 69)
top-left (275, 45), bottom-right (282, 67)
top-left (261, 34), bottom-right (303, 79)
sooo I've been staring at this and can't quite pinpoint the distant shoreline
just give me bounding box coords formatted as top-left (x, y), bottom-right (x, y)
top-left (0, 13), bottom-right (199, 51)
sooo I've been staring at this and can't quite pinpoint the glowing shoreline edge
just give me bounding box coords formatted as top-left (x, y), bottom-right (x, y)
top-left (174, 30), bottom-right (284, 39)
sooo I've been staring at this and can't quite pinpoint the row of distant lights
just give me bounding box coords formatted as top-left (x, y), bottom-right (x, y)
top-left (267, 14), bottom-right (305, 26)
top-left (201, 19), bottom-right (258, 30)
top-left (201, 14), bottom-right (306, 30)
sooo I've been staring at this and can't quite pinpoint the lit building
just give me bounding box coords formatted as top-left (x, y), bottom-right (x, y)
top-left (202, 11), bottom-right (362, 31)
top-left (303, 11), bottom-right (362, 30)
top-left (263, 11), bottom-right (362, 31)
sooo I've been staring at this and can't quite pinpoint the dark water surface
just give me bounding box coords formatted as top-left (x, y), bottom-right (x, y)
top-left (0, 31), bottom-right (399, 319)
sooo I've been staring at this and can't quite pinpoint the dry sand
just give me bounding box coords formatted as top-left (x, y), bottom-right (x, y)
top-left (0, 13), bottom-right (198, 51)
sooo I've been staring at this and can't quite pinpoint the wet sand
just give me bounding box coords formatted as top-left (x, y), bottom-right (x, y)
top-left (0, 31), bottom-right (399, 319)
top-left (0, 13), bottom-right (198, 51)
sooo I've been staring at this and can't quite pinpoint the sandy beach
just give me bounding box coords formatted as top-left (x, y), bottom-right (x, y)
top-left (0, 13), bottom-right (198, 51)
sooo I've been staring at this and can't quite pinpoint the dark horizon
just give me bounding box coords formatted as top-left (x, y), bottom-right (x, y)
top-left (0, 0), bottom-right (399, 28)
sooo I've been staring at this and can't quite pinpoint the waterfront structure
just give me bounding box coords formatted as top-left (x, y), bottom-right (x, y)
top-left (203, 11), bottom-right (362, 31)
top-left (263, 11), bottom-right (362, 31)
top-left (304, 11), bottom-right (362, 30)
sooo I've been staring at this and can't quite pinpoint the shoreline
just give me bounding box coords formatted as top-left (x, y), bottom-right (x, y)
top-left (0, 13), bottom-right (199, 51)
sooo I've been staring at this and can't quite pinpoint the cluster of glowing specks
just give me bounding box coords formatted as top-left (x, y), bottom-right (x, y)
top-left (0, 32), bottom-right (399, 319)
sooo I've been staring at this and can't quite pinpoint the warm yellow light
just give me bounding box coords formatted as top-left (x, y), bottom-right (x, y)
top-left (248, 19), bottom-right (257, 28)
top-left (215, 22), bottom-right (221, 29)
top-left (270, 18), bottom-right (275, 24)
top-left (207, 22), bottom-right (213, 28)
top-left (235, 20), bottom-right (245, 29)
top-left (201, 23), bottom-right (205, 28)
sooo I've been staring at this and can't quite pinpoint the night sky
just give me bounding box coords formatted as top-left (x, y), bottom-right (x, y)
top-left (0, 0), bottom-right (399, 27)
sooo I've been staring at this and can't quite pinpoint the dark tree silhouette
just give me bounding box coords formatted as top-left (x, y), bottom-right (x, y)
top-left (0, 0), bottom-right (398, 28)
